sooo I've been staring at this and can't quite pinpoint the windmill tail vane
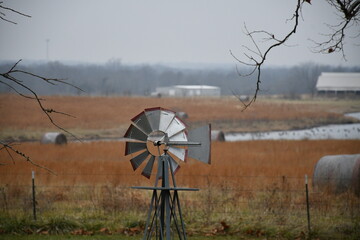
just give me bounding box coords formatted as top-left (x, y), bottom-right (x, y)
top-left (123, 107), bottom-right (211, 239)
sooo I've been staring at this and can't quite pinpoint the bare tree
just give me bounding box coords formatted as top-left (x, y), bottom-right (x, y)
top-left (0, 2), bottom-right (82, 173)
top-left (231, 0), bottom-right (360, 109)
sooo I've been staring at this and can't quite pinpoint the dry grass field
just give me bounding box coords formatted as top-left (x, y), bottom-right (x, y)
top-left (1, 140), bottom-right (359, 189)
top-left (1, 94), bottom-right (359, 141)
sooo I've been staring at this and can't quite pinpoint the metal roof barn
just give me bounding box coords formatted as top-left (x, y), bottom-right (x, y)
top-left (152, 85), bottom-right (221, 97)
top-left (313, 154), bottom-right (360, 196)
top-left (316, 72), bottom-right (360, 94)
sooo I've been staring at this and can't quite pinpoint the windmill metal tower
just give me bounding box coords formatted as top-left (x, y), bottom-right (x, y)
top-left (123, 107), bottom-right (211, 240)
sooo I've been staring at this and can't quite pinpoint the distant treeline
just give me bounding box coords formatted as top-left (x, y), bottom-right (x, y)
top-left (1, 60), bottom-right (359, 97)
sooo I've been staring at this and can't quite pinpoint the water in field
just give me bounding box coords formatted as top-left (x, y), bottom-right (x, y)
top-left (225, 112), bottom-right (360, 141)
top-left (345, 112), bottom-right (360, 120)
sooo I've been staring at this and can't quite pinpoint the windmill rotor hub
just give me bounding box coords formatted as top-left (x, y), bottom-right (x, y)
top-left (146, 130), bottom-right (168, 156)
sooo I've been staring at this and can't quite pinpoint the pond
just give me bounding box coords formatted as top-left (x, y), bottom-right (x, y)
top-left (225, 112), bottom-right (360, 141)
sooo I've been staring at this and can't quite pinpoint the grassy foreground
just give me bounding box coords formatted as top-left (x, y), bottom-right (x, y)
top-left (0, 235), bottom-right (241, 240)
top-left (1, 140), bottom-right (359, 239)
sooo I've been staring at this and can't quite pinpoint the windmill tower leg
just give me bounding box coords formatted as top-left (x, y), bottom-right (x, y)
top-left (141, 154), bottom-right (188, 240)
top-left (160, 155), bottom-right (171, 240)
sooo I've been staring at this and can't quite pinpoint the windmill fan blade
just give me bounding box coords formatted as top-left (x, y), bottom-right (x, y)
top-left (165, 116), bottom-right (186, 138)
top-left (132, 111), bottom-right (153, 134)
top-left (130, 151), bottom-right (150, 171)
top-left (187, 124), bottom-right (211, 164)
top-left (168, 155), bottom-right (180, 175)
top-left (145, 107), bottom-right (161, 131)
top-left (142, 155), bottom-right (155, 179)
top-left (159, 110), bottom-right (175, 132)
top-left (168, 147), bottom-right (187, 162)
top-left (125, 142), bottom-right (147, 155)
top-left (124, 124), bottom-right (148, 142)
top-left (169, 130), bottom-right (187, 142)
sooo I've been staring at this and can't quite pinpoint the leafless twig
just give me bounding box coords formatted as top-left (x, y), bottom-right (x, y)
top-left (0, 1), bottom-right (31, 24)
top-left (1, 60), bottom-right (82, 137)
top-left (231, 0), bottom-right (359, 110)
top-left (311, 0), bottom-right (360, 58)
top-left (0, 141), bottom-right (56, 175)
top-left (231, 0), bottom-right (303, 110)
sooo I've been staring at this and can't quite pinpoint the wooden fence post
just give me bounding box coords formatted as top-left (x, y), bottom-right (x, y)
top-left (32, 171), bottom-right (37, 221)
top-left (305, 174), bottom-right (311, 233)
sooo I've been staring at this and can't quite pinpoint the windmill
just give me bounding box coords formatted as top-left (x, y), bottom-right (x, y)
top-left (123, 107), bottom-right (211, 240)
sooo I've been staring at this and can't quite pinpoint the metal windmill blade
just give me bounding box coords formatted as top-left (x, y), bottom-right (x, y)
top-left (131, 110), bottom-right (153, 135)
top-left (159, 109), bottom-right (176, 132)
top-left (124, 124), bottom-right (148, 156)
top-left (130, 150), bottom-right (150, 171)
top-left (142, 155), bottom-right (156, 179)
top-left (144, 107), bottom-right (162, 131)
top-left (124, 124), bottom-right (148, 142)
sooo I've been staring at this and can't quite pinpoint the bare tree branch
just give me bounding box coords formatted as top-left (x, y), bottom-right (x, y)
top-left (231, 0), bottom-right (303, 110)
top-left (312, 0), bottom-right (360, 57)
top-left (0, 60), bottom-right (83, 139)
top-left (0, 141), bottom-right (56, 175)
top-left (0, 1), bottom-right (31, 24)
top-left (231, 0), bottom-right (359, 110)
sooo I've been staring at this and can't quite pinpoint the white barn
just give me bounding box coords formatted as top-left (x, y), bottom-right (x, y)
top-left (316, 72), bottom-right (360, 95)
top-left (152, 85), bottom-right (221, 97)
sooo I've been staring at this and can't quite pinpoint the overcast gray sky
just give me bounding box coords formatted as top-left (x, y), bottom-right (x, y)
top-left (1, 0), bottom-right (359, 67)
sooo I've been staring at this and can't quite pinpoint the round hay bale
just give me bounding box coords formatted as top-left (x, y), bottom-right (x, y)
top-left (211, 130), bottom-right (225, 142)
top-left (175, 111), bottom-right (188, 120)
top-left (41, 132), bottom-right (67, 145)
top-left (313, 154), bottom-right (360, 195)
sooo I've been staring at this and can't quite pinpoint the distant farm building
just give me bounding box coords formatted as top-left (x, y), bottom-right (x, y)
top-left (152, 85), bottom-right (221, 97)
top-left (316, 72), bottom-right (360, 96)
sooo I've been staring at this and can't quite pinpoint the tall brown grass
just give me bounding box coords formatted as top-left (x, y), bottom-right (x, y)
top-left (0, 94), bottom-right (355, 133)
top-left (1, 140), bottom-right (359, 190)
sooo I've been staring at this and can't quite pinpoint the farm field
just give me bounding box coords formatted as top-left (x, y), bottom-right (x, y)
top-left (1, 94), bottom-right (360, 239)
top-left (0, 94), bottom-right (359, 141)
top-left (1, 140), bottom-right (360, 188)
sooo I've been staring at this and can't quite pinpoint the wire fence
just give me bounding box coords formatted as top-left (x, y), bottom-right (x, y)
top-left (1, 172), bottom-right (359, 238)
